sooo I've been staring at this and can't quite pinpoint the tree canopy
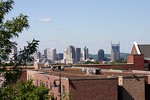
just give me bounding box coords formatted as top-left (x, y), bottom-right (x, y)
top-left (0, 0), bottom-right (39, 85)
top-left (0, 0), bottom-right (51, 99)
top-left (0, 80), bottom-right (50, 100)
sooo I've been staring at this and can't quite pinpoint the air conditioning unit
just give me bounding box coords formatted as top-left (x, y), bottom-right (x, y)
top-left (86, 68), bottom-right (93, 75)
top-left (81, 68), bottom-right (87, 72)
top-left (93, 68), bottom-right (101, 75)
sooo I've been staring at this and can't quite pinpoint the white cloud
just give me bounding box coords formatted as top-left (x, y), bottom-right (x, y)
top-left (38, 18), bottom-right (51, 23)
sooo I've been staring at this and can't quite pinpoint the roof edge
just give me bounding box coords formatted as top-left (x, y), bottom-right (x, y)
top-left (133, 42), bottom-right (141, 54)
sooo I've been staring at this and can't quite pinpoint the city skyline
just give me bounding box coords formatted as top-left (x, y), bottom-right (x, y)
top-left (8, 0), bottom-right (150, 54)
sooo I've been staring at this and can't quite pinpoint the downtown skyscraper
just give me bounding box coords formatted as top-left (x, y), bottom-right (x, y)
top-left (76, 48), bottom-right (81, 62)
top-left (44, 48), bottom-right (56, 61)
top-left (82, 47), bottom-right (89, 61)
top-left (111, 43), bottom-right (120, 61)
top-left (98, 49), bottom-right (105, 61)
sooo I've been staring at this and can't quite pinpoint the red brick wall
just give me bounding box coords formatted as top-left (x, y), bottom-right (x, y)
top-left (127, 55), bottom-right (144, 70)
top-left (20, 70), bottom-right (27, 82)
top-left (127, 55), bottom-right (134, 64)
top-left (34, 74), bottom-right (69, 100)
top-left (69, 78), bottom-right (118, 100)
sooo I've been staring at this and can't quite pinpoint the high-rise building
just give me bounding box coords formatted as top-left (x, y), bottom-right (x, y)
top-left (111, 43), bottom-right (120, 61)
top-left (9, 45), bottom-right (17, 61)
top-left (44, 49), bottom-right (48, 59)
top-left (44, 48), bottom-right (50, 59)
top-left (63, 49), bottom-right (67, 60)
top-left (63, 45), bottom-right (77, 64)
top-left (44, 48), bottom-right (56, 61)
top-left (34, 51), bottom-right (41, 61)
top-left (82, 47), bottom-right (89, 61)
top-left (98, 49), bottom-right (105, 61)
top-left (50, 48), bottom-right (56, 61)
top-left (56, 53), bottom-right (63, 60)
top-left (67, 45), bottom-right (76, 59)
top-left (76, 48), bottom-right (81, 62)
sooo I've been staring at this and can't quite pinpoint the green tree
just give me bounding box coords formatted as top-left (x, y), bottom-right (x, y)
top-left (0, 80), bottom-right (50, 100)
top-left (0, 0), bottom-right (39, 85)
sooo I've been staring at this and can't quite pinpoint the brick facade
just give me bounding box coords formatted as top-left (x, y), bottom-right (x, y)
top-left (69, 78), bottom-right (118, 100)
top-left (127, 55), bottom-right (144, 70)
top-left (20, 70), bottom-right (27, 82)
top-left (33, 73), bottom-right (69, 100)
top-left (26, 70), bottom-right (148, 100)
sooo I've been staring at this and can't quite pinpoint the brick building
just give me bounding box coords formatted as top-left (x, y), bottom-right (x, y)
top-left (26, 67), bottom-right (148, 100)
top-left (128, 42), bottom-right (150, 70)
top-left (27, 68), bottom-right (119, 100)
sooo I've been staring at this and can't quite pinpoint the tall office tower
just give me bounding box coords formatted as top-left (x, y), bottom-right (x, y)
top-left (44, 49), bottom-right (47, 59)
top-left (82, 47), bottom-right (89, 61)
top-left (98, 49), bottom-right (105, 61)
top-left (50, 48), bottom-right (56, 61)
top-left (111, 43), bottom-right (120, 61)
top-left (9, 45), bottom-right (17, 61)
top-left (44, 48), bottom-right (56, 61)
top-left (67, 45), bottom-right (76, 59)
top-left (63, 49), bottom-right (67, 60)
top-left (63, 45), bottom-right (77, 64)
top-left (44, 48), bottom-right (50, 59)
top-left (76, 48), bottom-right (81, 62)
top-left (56, 53), bottom-right (63, 60)
top-left (34, 51), bottom-right (41, 60)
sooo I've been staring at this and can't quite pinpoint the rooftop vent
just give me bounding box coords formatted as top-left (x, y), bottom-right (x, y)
top-left (86, 68), bottom-right (101, 75)
top-left (51, 66), bottom-right (64, 71)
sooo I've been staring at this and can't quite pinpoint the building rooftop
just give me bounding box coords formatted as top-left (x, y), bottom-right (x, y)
top-left (138, 45), bottom-right (150, 59)
top-left (33, 67), bottom-right (149, 79)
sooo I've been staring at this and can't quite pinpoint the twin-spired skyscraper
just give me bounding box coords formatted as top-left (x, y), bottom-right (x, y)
top-left (111, 43), bottom-right (120, 61)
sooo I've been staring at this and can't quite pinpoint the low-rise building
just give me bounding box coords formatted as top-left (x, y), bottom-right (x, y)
top-left (26, 67), bottom-right (148, 100)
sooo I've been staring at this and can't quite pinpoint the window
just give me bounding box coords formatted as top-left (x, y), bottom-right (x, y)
top-left (36, 79), bottom-right (38, 86)
top-left (50, 82), bottom-right (52, 91)
top-left (40, 80), bottom-right (42, 85)
top-left (46, 82), bottom-right (48, 87)
top-left (58, 85), bottom-right (60, 94)
top-left (28, 75), bottom-right (30, 80)
top-left (62, 85), bottom-right (65, 94)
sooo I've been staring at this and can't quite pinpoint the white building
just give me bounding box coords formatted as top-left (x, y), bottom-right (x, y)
top-left (62, 45), bottom-right (77, 64)
top-left (9, 45), bottom-right (17, 61)
top-left (44, 48), bottom-right (56, 61)
top-left (50, 48), bottom-right (56, 61)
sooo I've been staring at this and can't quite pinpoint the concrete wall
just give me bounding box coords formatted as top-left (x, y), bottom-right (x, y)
top-left (69, 78), bottom-right (118, 100)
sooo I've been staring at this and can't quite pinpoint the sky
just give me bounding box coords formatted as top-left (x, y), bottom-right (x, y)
top-left (5, 0), bottom-right (150, 54)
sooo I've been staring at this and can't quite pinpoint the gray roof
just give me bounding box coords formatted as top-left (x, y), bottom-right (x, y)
top-left (138, 45), bottom-right (150, 58)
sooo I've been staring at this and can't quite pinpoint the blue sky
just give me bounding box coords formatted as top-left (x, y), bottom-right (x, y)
top-left (6, 0), bottom-right (150, 54)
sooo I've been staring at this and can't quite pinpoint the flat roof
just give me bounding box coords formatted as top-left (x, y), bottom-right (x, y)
top-left (33, 67), bottom-right (148, 79)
